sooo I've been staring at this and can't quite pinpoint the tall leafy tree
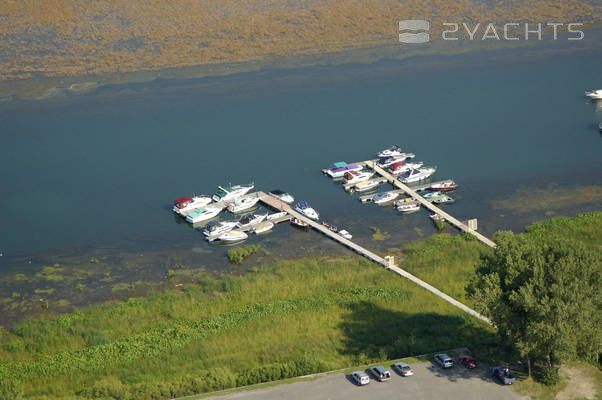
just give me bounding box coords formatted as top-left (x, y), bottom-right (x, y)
top-left (467, 231), bottom-right (600, 377)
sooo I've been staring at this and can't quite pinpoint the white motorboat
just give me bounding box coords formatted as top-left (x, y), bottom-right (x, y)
top-left (377, 145), bottom-right (405, 157)
top-left (338, 229), bottom-right (353, 239)
top-left (173, 195), bottom-right (212, 215)
top-left (430, 213), bottom-right (445, 222)
top-left (397, 201), bottom-right (420, 213)
top-left (218, 229), bottom-right (248, 242)
top-left (266, 211), bottom-right (288, 222)
top-left (376, 154), bottom-right (415, 167)
top-left (294, 201), bottom-right (319, 220)
top-left (421, 191), bottom-right (442, 200)
top-left (212, 183), bottom-right (254, 202)
top-left (429, 180), bottom-right (457, 192)
top-left (354, 179), bottom-right (381, 192)
top-left (185, 206), bottom-right (222, 224)
top-left (203, 220), bottom-right (237, 236)
top-left (227, 196), bottom-right (259, 213)
top-left (237, 213), bottom-right (267, 230)
top-left (251, 221), bottom-right (274, 234)
top-left (388, 161), bottom-right (423, 175)
top-left (344, 170), bottom-right (374, 184)
top-left (268, 190), bottom-right (294, 204)
top-left (204, 221), bottom-right (238, 241)
top-left (585, 89), bottom-right (602, 100)
top-left (373, 191), bottom-right (399, 204)
top-left (399, 167), bottom-right (436, 183)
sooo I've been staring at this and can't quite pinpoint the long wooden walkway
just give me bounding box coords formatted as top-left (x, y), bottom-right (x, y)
top-left (257, 192), bottom-right (491, 324)
top-left (365, 161), bottom-right (497, 248)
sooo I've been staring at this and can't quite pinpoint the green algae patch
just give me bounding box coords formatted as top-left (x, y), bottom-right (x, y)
top-left (492, 184), bottom-right (602, 214)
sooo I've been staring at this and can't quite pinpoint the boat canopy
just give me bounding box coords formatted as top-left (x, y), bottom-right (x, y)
top-left (390, 161), bottom-right (406, 170)
top-left (174, 197), bottom-right (193, 207)
top-left (333, 161), bottom-right (348, 167)
top-left (270, 189), bottom-right (285, 195)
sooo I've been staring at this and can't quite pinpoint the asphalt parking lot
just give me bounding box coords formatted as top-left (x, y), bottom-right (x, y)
top-left (206, 361), bottom-right (518, 400)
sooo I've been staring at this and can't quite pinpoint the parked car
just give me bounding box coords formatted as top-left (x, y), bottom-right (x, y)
top-left (370, 366), bottom-right (391, 381)
top-left (491, 366), bottom-right (515, 385)
top-left (458, 355), bottom-right (478, 369)
top-left (434, 353), bottom-right (454, 368)
top-left (393, 362), bottom-right (414, 376)
top-left (351, 371), bottom-right (370, 386)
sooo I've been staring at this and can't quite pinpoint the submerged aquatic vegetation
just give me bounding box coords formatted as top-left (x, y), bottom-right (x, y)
top-left (371, 227), bottom-right (391, 241)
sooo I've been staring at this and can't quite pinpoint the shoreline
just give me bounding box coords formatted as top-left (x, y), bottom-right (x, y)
top-left (1, 26), bottom-right (602, 101)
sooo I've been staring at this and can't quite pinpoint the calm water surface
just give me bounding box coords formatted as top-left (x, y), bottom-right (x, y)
top-left (1, 45), bottom-right (601, 267)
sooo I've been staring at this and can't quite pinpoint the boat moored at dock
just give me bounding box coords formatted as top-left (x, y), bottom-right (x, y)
top-left (268, 190), bottom-right (294, 204)
top-left (353, 179), bottom-right (382, 192)
top-left (429, 180), bottom-right (457, 192)
top-left (372, 191), bottom-right (399, 204)
top-left (294, 201), bottom-right (319, 220)
top-left (398, 167), bottom-right (436, 183)
top-left (291, 217), bottom-right (310, 228)
top-left (396, 201), bottom-right (420, 213)
top-left (218, 229), bottom-right (248, 242)
top-left (388, 161), bottom-right (423, 175)
top-left (251, 221), bottom-right (274, 234)
top-left (344, 170), bottom-right (374, 184)
top-left (173, 195), bottom-right (212, 215)
top-left (431, 194), bottom-right (455, 205)
top-left (376, 154), bottom-right (415, 168)
top-left (185, 206), bottom-right (223, 223)
top-left (377, 145), bottom-right (405, 157)
top-left (212, 183), bottom-right (254, 202)
top-left (227, 196), bottom-right (260, 213)
top-left (237, 213), bottom-right (267, 230)
top-left (204, 221), bottom-right (238, 241)
top-left (323, 162), bottom-right (363, 178)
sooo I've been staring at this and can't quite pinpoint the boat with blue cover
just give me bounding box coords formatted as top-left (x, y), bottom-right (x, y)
top-left (323, 162), bottom-right (363, 178)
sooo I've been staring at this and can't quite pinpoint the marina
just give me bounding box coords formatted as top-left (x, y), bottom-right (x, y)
top-left (170, 144), bottom-right (496, 323)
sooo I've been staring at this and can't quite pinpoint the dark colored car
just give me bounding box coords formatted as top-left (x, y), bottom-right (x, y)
top-left (458, 355), bottom-right (478, 369)
top-left (491, 366), bottom-right (515, 385)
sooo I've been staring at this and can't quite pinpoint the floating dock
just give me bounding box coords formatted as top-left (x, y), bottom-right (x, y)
top-left (358, 161), bottom-right (496, 248)
top-left (257, 192), bottom-right (491, 324)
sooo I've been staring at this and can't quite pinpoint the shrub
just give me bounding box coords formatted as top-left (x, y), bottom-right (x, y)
top-left (536, 367), bottom-right (560, 386)
top-left (227, 245), bottom-right (261, 264)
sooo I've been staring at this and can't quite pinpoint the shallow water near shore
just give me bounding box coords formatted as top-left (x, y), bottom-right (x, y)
top-left (0, 40), bottom-right (601, 325)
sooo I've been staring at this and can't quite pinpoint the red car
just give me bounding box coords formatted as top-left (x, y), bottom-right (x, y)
top-left (458, 355), bottom-right (478, 369)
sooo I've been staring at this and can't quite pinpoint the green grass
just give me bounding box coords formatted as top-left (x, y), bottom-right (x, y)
top-left (0, 256), bottom-right (493, 399)
top-left (1, 212), bottom-right (598, 399)
top-left (227, 245), bottom-right (261, 264)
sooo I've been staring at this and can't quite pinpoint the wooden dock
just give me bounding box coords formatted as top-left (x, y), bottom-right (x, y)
top-left (257, 192), bottom-right (491, 324)
top-left (363, 161), bottom-right (496, 248)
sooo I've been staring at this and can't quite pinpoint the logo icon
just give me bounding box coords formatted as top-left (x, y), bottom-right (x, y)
top-left (399, 20), bottom-right (430, 43)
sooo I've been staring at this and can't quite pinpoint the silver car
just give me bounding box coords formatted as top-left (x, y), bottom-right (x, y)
top-left (351, 371), bottom-right (370, 385)
top-left (434, 353), bottom-right (454, 368)
top-left (370, 365), bottom-right (392, 381)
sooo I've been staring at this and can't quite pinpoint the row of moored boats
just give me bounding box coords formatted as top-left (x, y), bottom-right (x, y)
top-left (173, 184), bottom-right (352, 242)
top-left (323, 145), bottom-right (458, 221)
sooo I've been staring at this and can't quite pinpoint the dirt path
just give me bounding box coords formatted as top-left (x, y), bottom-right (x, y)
top-left (556, 365), bottom-right (597, 400)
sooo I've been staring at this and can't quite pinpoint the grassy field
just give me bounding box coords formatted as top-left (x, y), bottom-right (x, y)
top-left (0, 254), bottom-right (493, 399)
top-left (0, 212), bottom-right (599, 399)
